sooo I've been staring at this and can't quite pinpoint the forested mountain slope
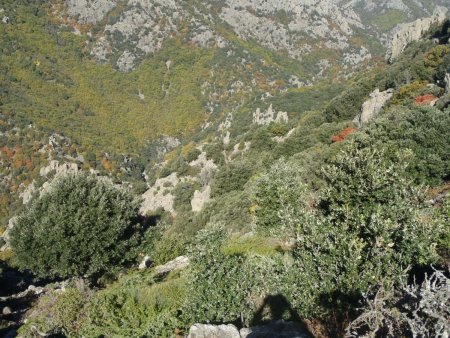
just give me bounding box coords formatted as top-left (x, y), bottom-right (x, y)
top-left (0, 1), bottom-right (449, 337)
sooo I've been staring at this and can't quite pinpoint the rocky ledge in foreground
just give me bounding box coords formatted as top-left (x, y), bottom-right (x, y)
top-left (188, 320), bottom-right (311, 338)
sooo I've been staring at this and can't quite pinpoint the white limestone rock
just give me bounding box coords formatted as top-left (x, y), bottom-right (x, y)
top-left (140, 172), bottom-right (179, 215)
top-left (386, 7), bottom-right (448, 63)
top-left (117, 50), bottom-right (136, 72)
top-left (445, 73), bottom-right (450, 94)
top-left (188, 324), bottom-right (240, 338)
top-left (353, 88), bottom-right (394, 128)
top-left (138, 255), bottom-right (153, 269)
top-left (189, 150), bottom-right (217, 187)
top-left (191, 186), bottom-right (211, 212)
top-left (67, 0), bottom-right (116, 24)
top-left (40, 160), bottom-right (79, 177)
top-left (253, 104), bottom-right (288, 126)
top-left (19, 182), bottom-right (36, 205)
top-left (154, 255), bottom-right (190, 275)
top-left (0, 217), bottom-right (17, 252)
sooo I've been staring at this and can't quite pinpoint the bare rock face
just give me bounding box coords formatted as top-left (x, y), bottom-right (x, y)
top-left (39, 160), bottom-right (79, 177)
top-left (191, 186), bottom-right (211, 212)
top-left (140, 172), bottom-right (179, 215)
top-left (253, 104), bottom-right (288, 126)
top-left (353, 88), bottom-right (394, 128)
top-left (188, 321), bottom-right (311, 338)
top-left (445, 73), bottom-right (450, 94)
top-left (386, 6), bottom-right (448, 63)
top-left (0, 217), bottom-right (17, 252)
top-left (154, 256), bottom-right (189, 275)
top-left (188, 324), bottom-right (240, 338)
top-left (19, 182), bottom-right (36, 205)
top-left (67, 0), bottom-right (116, 24)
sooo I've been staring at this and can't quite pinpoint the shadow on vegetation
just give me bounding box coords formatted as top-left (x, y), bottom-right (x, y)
top-left (431, 19), bottom-right (450, 44)
top-left (318, 290), bottom-right (361, 337)
top-left (0, 261), bottom-right (63, 336)
top-left (137, 213), bottom-right (162, 231)
top-left (250, 294), bottom-right (315, 337)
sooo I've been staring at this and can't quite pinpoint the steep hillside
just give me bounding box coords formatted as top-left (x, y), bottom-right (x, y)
top-left (1, 0), bottom-right (449, 156)
top-left (0, 2), bottom-right (449, 337)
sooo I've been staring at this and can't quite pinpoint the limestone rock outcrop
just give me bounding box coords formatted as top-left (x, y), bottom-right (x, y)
top-left (140, 173), bottom-right (180, 215)
top-left (39, 160), bottom-right (79, 177)
top-left (67, 0), bottom-right (116, 24)
top-left (253, 104), bottom-right (288, 126)
top-left (445, 73), bottom-right (450, 94)
top-left (188, 324), bottom-right (240, 338)
top-left (191, 186), bottom-right (211, 213)
top-left (188, 321), bottom-right (311, 338)
top-left (0, 217), bottom-right (17, 252)
top-left (154, 256), bottom-right (189, 275)
top-left (353, 88), bottom-right (394, 128)
top-left (386, 7), bottom-right (448, 63)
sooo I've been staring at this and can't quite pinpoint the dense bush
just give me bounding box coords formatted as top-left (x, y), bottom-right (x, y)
top-left (173, 181), bottom-right (200, 212)
top-left (254, 143), bottom-right (443, 316)
top-left (324, 75), bottom-right (377, 122)
top-left (10, 174), bottom-right (142, 280)
top-left (80, 275), bottom-right (185, 337)
top-left (182, 226), bottom-right (251, 325)
top-left (212, 162), bottom-right (253, 197)
top-left (182, 225), bottom-right (285, 327)
top-left (253, 159), bottom-right (310, 237)
top-left (359, 106), bottom-right (450, 185)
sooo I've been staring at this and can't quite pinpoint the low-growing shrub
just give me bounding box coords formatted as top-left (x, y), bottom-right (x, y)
top-left (346, 269), bottom-right (450, 338)
top-left (80, 275), bottom-right (185, 337)
top-left (18, 280), bottom-right (91, 338)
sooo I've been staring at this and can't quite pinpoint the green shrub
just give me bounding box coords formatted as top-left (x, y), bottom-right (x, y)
top-left (80, 273), bottom-right (185, 337)
top-left (185, 147), bottom-right (202, 163)
top-left (253, 159), bottom-right (310, 237)
top-left (254, 143), bottom-right (443, 317)
top-left (359, 106), bottom-right (450, 185)
top-left (212, 162), bottom-right (253, 197)
top-left (324, 75), bottom-right (377, 122)
top-left (10, 174), bottom-right (142, 280)
top-left (182, 226), bottom-right (269, 326)
top-left (173, 181), bottom-right (200, 212)
top-left (18, 281), bottom-right (91, 338)
top-left (181, 225), bottom-right (302, 327)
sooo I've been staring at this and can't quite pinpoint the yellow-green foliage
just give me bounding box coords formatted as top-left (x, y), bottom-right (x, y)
top-left (371, 9), bottom-right (408, 32)
top-left (391, 81), bottom-right (428, 104)
top-left (80, 272), bottom-right (186, 337)
top-left (222, 234), bottom-right (282, 256)
top-left (19, 271), bottom-right (186, 337)
top-left (424, 45), bottom-right (450, 68)
top-left (0, 4), bottom-right (211, 153)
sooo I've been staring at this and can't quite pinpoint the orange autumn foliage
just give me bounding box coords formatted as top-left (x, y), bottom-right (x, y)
top-left (331, 127), bottom-right (356, 143)
top-left (415, 94), bottom-right (437, 105)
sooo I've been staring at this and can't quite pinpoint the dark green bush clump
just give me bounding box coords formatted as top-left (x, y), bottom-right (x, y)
top-left (10, 174), bottom-right (142, 280)
top-left (358, 106), bottom-right (450, 186)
